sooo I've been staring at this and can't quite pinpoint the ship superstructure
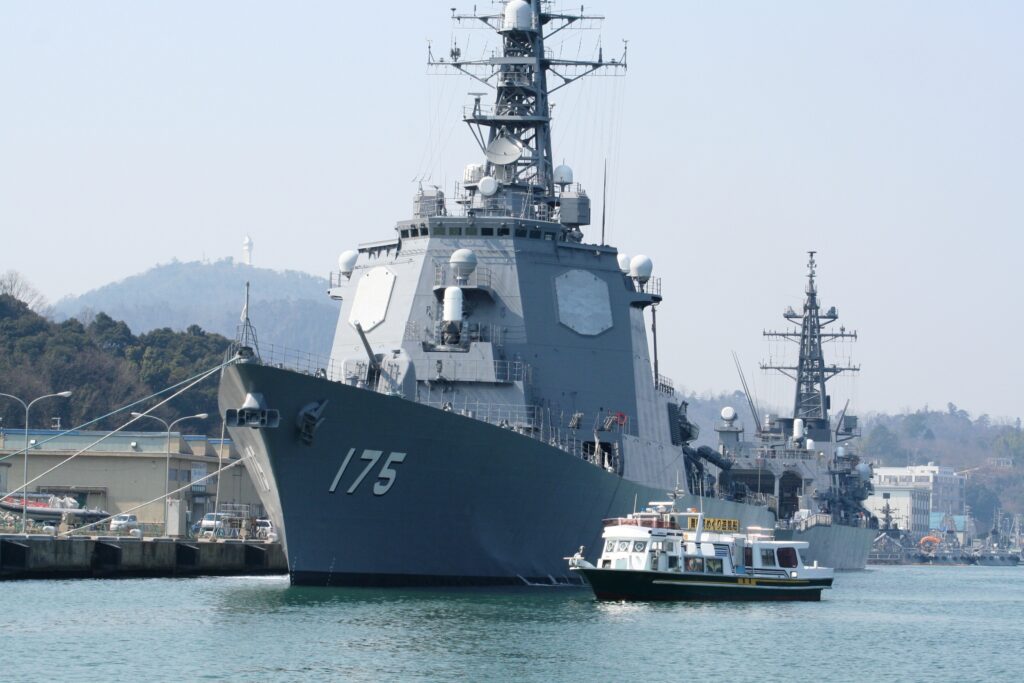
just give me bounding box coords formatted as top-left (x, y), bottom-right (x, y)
top-left (708, 252), bottom-right (876, 567)
top-left (217, 2), bottom-right (868, 585)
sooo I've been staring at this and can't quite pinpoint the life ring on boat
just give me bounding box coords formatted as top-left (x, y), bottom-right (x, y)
top-left (615, 412), bottom-right (627, 426)
top-left (919, 535), bottom-right (942, 547)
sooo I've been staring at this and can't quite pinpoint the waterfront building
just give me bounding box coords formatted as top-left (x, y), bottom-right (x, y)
top-left (0, 428), bottom-right (264, 528)
top-left (865, 487), bottom-right (931, 533)
top-left (871, 463), bottom-right (966, 516)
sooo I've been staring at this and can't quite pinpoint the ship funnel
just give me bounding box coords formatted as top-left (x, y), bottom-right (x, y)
top-left (450, 248), bottom-right (478, 284)
top-left (338, 250), bottom-right (359, 279)
top-left (629, 254), bottom-right (653, 284)
top-left (616, 253), bottom-right (630, 274)
top-left (793, 418), bottom-right (805, 441)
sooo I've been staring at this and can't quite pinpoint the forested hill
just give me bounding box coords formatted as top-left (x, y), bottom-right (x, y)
top-left (52, 259), bottom-right (338, 358)
top-left (0, 294), bottom-right (228, 435)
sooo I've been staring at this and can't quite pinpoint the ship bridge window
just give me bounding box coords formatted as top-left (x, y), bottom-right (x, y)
top-left (465, 227), bottom-right (478, 236)
top-left (605, 540), bottom-right (615, 553)
top-left (632, 541), bottom-right (647, 553)
top-left (401, 229), bottom-right (410, 238)
top-left (760, 549), bottom-right (777, 567)
top-left (617, 541), bottom-right (629, 552)
top-left (481, 227), bottom-right (494, 236)
top-left (705, 558), bottom-right (723, 574)
top-left (498, 226), bottom-right (510, 236)
top-left (744, 547), bottom-right (753, 567)
top-left (515, 228), bottom-right (528, 238)
top-left (684, 557), bottom-right (704, 572)
top-left (529, 229), bottom-right (541, 239)
top-left (777, 547), bottom-right (799, 568)
top-left (543, 232), bottom-right (554, 240)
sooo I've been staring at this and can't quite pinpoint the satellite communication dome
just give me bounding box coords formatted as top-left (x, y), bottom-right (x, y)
top-left (553, 164), bottom-right (574, 186)
top-left (338, 250), bottom-right (359, 278)
top-left (616, 253), bottom-right (630, 273)
top-left (856, 463), bottom-right (872, 480)
top-left (478, 176), bottom-right (499, 197)
top-left (835, 446), bottom-right (847, 458)
top-left (629, 254), bottom-right (653, 283)
top-left (720, 406), bottom-right (737, 422)
top-left (502, 0), bottom-right (532, 31)
top-left (449, 248), bottom-right (478, 281)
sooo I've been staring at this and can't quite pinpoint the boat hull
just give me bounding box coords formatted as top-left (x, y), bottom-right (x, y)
top-left (576, 567), bottom-right (832, 601)
top-left (219, 363), bottom-right (780, 586)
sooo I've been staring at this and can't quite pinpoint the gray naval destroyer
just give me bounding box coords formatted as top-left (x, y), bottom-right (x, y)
top-left (704, 252), bottom-right (877, 569)
top-left (218, 1), bottom-right (862, 586)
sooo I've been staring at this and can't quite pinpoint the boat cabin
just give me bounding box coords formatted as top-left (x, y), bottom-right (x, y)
top-left (596, 504), bottom-right (817, 579)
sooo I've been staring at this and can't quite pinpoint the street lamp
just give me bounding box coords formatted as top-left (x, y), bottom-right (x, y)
top-left (0, 391), bottom-right (73, 532)
top-left (131, 411), bottom-right (208, 536)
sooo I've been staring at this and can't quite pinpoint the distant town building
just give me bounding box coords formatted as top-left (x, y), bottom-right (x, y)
top-left (0, 428), bottom-right (264, 528)
top-left (865, 487), bottom-right (931, 533)
top-left (872, 463), bottom-right (966, 517)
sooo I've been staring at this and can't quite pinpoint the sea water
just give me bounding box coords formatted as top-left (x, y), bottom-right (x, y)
top-left (4, 566), bottom-right (1022, 682)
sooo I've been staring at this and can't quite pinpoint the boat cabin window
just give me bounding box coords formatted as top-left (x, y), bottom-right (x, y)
top-left (633, 541), bottom-right (647, 552)
top-left (744, 547), bottom-right (753, 566)
top-left (529, 229), bottom-right (541, 239)
top-left (705, 558), bottom-right (723, 574)
top-left (777, 547), bottom-right (799, 568)
top-left (515, 228), bottom-right (528, 238)
top-left (617, 541), bottom-right (630, 552)
top-left (685, 557), bottom-right (704, 572)
top-left (498, 226), bottom-right (510, 236)
top-left (667, 556), bottom-right (679, 569)
top-left (464, 227), bottom-right (478, 236)
top-left (481, 227), bottom-right (494, 236)
top-left (605, 540), bottom-right (615, 553)
top-left (760, 549), bottom-right (777, 567)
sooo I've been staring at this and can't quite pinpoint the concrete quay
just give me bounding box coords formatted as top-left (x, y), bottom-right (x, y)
top-left (0, 534), bottom-right (287, 580)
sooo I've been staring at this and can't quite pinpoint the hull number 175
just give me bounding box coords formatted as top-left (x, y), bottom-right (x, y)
top-left (328, 449), bottom-right (407, 496)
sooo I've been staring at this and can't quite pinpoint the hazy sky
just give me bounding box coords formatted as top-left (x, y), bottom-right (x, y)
top-left (2, 2), bottom-right (1021, 420)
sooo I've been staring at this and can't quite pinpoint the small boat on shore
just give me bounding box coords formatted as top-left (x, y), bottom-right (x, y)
top-left (568, 502), bottom-right (834, 601)
top-left (0, 494), bottom-right (109, 524)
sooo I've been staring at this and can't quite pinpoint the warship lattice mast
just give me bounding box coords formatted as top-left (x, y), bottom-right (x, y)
top-left (428, 0), bottom-right (625, 226)
top-left (761, 251), bottom-right (859, 428)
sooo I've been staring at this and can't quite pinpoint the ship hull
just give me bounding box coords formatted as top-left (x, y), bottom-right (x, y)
top-left (576, 567), bottom-right (832, 602)
top-left (220, 363), bottom-right (782, 586)
top-left (776, 523), bottom-right (876, 571)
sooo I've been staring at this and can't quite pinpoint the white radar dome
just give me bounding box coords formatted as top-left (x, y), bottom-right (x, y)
top-left (721, 406), bottom-right (737, 422)
top-left (502, 0), bottom-right (532, 31)
top-left (338, 250), bottom-right (359, 278)
top-left (553, 164), bottom-right (574, 186)
top-left (835, 446), bottom-right (847, 458)
top-left (629, 254), bottom-right (654, 283)
top-left (478, 175), bottom-right (499, 197)
top-left (856, 463), bottom-right (873, 480)
top-left (616, 253), bottom-right (630, 273)
top-left (449, 248), bottom-right (478, 281)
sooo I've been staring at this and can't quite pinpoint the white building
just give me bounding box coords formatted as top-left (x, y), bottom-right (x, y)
top-left (865, 487), bottom-right (931, 532)
top-left (872, 463), bottom-right (966, 516)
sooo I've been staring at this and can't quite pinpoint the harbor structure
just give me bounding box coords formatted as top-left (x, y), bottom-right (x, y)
top-left (870, 464), bottom-right (967, 516)
top-left (0, 428), bottom-right (264, 531)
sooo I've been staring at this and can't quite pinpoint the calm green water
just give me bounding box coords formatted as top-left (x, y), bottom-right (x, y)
top-left (4, 566), bottom-right (1022, 682)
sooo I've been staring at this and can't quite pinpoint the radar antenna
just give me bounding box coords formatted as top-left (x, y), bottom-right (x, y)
top-left (761, 251), bottom-right (858, 423)
top-left (428, 1), bottom-right (626, 217)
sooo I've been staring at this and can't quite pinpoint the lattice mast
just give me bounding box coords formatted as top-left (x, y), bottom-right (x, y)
top-left (429, 0), bottom-right (625, 221)
top-left (761, 251), bottom-right (858, 423)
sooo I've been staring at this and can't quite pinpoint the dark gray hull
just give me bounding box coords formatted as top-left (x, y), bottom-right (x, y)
top-left (219, 364), bottom-right (870, 585)
top-left (776, 524), bottom-right (876, 571)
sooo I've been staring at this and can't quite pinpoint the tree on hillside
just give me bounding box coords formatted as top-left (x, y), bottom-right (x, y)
top-left (0, 271), bottom-right (49, 314)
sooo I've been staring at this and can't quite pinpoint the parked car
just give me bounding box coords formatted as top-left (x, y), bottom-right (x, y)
top-left (254, 518), bottom-right (275, 539)
top-left (199, 512), bottom-right (232, 534)
top-left (109, 514), bottom-right (138, 532)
